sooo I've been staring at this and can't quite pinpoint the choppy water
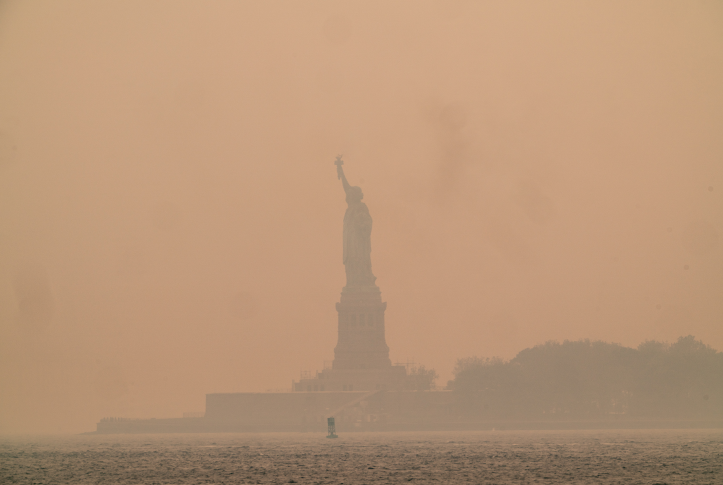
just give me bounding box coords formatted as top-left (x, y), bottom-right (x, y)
top-left (1, 430), bottom-right (721, 484)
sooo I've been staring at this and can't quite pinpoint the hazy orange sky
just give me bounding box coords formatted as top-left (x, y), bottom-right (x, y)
top-left (1, 1), bottom-right (721, 433)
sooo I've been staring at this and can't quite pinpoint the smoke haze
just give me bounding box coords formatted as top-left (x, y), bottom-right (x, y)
top-left (0, 1), bottom-right (721, 433)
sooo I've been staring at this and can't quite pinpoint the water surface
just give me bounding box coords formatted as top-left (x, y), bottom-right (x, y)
top-left (1, 429), bottom-right (721, 484)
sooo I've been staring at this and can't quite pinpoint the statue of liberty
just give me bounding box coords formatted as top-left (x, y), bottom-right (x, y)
top-left (334, 156), bottom-right (377, 288)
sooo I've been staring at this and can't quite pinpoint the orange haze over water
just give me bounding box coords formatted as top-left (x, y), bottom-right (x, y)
top-left (0, 1), bottom-right (721, 433)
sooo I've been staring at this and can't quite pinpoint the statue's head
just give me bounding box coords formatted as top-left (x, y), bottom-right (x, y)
top-left (346, 186), bottom-right (363, 204)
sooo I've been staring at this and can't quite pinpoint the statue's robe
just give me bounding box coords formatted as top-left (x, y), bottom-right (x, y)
top-left (343, 201), bottom-right (376, 287)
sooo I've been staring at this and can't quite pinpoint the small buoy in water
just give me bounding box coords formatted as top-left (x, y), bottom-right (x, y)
top-left (327, 416), bottom-right (338, 438)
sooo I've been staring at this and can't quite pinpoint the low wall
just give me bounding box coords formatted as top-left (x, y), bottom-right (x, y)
top-left (205, 390), bottom-right (456, 431)
top-left (94, 391), bottom-right (723, 433)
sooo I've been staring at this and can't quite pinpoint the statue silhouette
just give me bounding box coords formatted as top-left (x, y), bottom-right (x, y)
top-left (335, 156), bottom-right (377, 288)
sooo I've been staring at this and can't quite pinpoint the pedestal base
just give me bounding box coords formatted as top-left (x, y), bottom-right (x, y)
top-left (333, 285), bottom-right (391, 370)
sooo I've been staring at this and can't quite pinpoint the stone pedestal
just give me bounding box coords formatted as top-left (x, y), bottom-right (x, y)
top-left (333, 285), bottom-right (391, 370)
top-left (293, 284), bottom-right (411, 392)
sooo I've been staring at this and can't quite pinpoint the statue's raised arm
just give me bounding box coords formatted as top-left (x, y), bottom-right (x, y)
top-left (335, 155), bottom-right (351, 194)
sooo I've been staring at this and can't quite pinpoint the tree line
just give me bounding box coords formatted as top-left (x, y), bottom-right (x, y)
top-left (446, 336), bottom-right (723, 420)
